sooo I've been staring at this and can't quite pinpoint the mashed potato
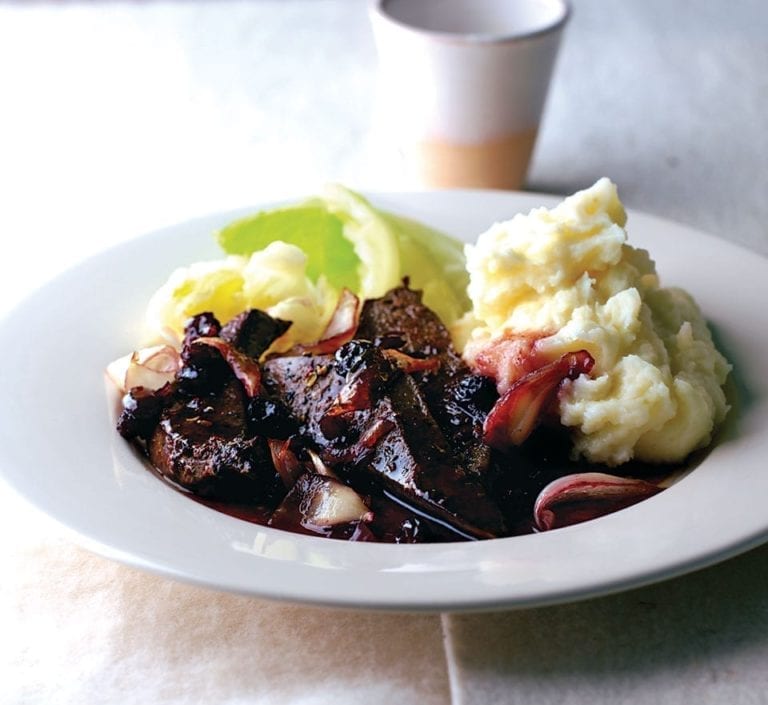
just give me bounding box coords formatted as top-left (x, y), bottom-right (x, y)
top-left (458, 178), bottom-right (731, 466)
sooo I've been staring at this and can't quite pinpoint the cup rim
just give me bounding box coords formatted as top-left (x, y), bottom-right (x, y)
top-left (370, 0), bottom-right (571, 46)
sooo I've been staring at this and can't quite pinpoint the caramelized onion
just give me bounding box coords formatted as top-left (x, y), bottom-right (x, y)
top-left (267, 439), bottom-right (304, 489)
top-left (534, 472), bottom-right (662, 531)
top-left (306, 449), bottom-right (337, 478)
top-left (322, 288), bottom-right (360, 339)
top-left (303, 475), bottom-right (373, 527)
top-left (483, 351), bottom-right (595, 449)
top-left (291, 289), bottom-right (360, 355)
top-left (270, 472), bottom-right (373, 530)
top-left (106, 345), bottom-right (181, 394)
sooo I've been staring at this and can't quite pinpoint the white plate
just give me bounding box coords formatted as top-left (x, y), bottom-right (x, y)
top-left (0, 190), bottom-right (766, 612)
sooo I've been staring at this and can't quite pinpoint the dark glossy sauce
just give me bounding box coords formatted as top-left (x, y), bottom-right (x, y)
top-left (136, 424), bottom-right (684, 542)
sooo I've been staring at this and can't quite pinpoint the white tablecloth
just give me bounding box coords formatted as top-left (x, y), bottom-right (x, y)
top-left (1, 2), bottom-right (767, 703)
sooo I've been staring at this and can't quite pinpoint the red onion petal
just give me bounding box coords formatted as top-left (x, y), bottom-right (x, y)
top-left (534, 472), bottom-right (662, 531)
top-left (304, 475), bottom-right (373, 527)
top-left (267, 439), bottom-right (304, 490)
top-left (107, 345), bottom-right (181, 394)
top-left (483, 350), bottom-right (594, 449)
top-left (290, 288), bottom-right (361, 355)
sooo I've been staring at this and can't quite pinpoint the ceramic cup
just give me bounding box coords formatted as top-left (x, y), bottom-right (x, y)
top-left (369, 0), bottom-right (570, 190)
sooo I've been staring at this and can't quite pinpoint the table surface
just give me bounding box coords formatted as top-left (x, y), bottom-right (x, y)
top-left (1, 1), bottom-right (767, 704)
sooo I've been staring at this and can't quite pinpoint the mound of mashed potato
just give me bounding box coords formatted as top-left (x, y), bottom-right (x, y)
top-left (457, 178), bottom-right (731, 466)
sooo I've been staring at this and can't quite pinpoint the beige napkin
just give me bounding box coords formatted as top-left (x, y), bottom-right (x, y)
top-left (443, 543), bottom-right (768, 705)
top-left (0, 490), bottom-right (451, 705)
